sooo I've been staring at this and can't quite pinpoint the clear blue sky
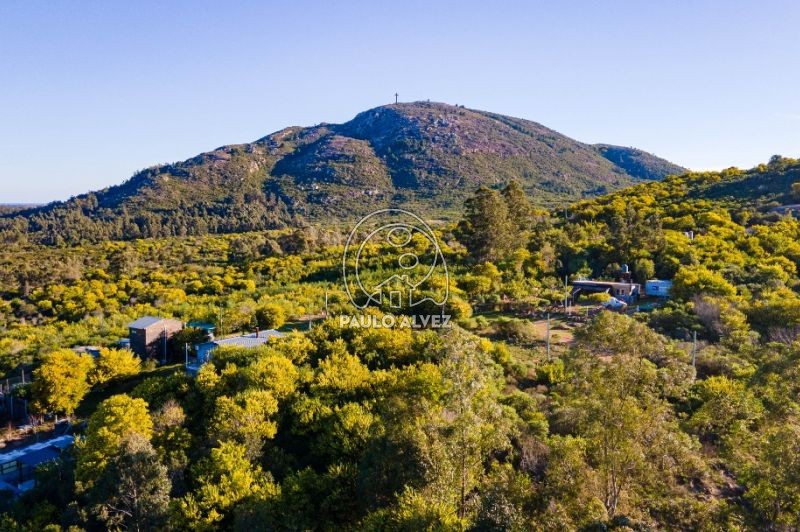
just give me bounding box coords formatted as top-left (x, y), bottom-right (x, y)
top-left (2, 0), bottom-right (799, 203)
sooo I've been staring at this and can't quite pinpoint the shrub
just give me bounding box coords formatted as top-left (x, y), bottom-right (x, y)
top-left (256, 303), bottom-right (287, 330)
top-left (585, 292), bottom-right (611, 303)
top-left (494, 318), bottom-right (539, 344)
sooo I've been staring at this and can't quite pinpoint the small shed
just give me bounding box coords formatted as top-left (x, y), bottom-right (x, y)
top-left (645, 280), bottom-right (673, 297)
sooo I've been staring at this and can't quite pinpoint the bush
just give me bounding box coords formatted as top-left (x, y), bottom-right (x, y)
top-left (585, 292), bottom-right (611, 303)
top-left (494, 318), bottom-right (539, 344)
top-left (256, 303), bottom-right (287, 330)
top-left (90, 348), bottom-right (141, 386)
top-left (536, 358), bottom-right (565, 385)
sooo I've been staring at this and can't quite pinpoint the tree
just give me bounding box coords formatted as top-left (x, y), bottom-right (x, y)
top-left (738, 422), bottom-right (800, 528)
top-left (420, 328), bottom-right (512, 520)
top-left (688, 376), bottom-right (763, 442)
top-left (90, 433), bottom-right (171, 532)
top-left (255, 303), bottom-right (286, 330)
top-left (672, 265), bottom-right (736, 300)
top-left (176, 441), bottom-right (275, 529)
top-left (151, 400), bottom-right (191, 488)
top-left (90, 347), bottom-right (141, 386)
top-left (633, 257), bottom-right (655, 282)
top-left (457, 186), bottom-right (514, 262)
top-left (792, 182), bottom-right (800, 202)
top-left (76, 394), bottom-right (154, 488)
top-left (502, 180), bottom-right (534, 250)
top-left (211, 390), bottom-right (279, 459)
top-left (30, 349), bottom-right (95, 417)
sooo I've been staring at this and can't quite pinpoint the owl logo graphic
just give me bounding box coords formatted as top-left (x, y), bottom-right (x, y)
top-left (343, 209), bottom-right (449, 310)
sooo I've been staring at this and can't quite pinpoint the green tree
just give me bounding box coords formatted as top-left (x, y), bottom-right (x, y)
top-left (688, 376), bottom-right (763, 442)
top-left (30, 349), bottom-right (95, 417)
top-left (177, 441), bottom-right (276, 529)
top-left (211, 389), bottom-right (279, 459)
top-left (255, 303), bottom-right (287, 330)
top-left (791, 181), bottom-right (800, 202)
top-left (672, 265), bottom-right (736, 300)
top-left (76, 394), bottom-right (154, 488)
top-left (738, 422), bottom-right (800, 528)
top-left (90, 347), bottom-right (141, 386)
top-left (90, 433), bottom-right (171, 532)
top-left (458, 186), bottom-right (513, 262)
top-left (502, 179), bottom-right (534, 250)
top-left (633, 257), bottom-right (655, 282)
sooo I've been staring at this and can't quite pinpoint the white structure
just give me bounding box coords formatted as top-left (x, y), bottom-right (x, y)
top-left (645, 279), bottom-right (673, 297)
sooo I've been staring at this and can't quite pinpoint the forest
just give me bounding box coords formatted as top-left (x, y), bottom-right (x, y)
top-left (1, 157), bottom-right (800, 530)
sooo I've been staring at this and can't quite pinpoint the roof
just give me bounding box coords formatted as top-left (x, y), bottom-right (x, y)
top-left (0, 435), bottom-right (74, 465)
top-left (17, 447), bottom-right (60, 467)
top-left (199, 329), bottom-right (284, 350)
top-left (572, 280), bottom-right (640, 289)
top-left (128, 316), bottom-right (180, 329)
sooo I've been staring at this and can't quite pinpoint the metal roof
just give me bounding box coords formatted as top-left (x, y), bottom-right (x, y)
top-left (199, 329), bottom-right (284, 350)
top-left (572, 280), bottom-right (640, 289)
top-left (128, 316), bottom-right (165, 329)
top-left (0, 435), bottom-right (74, 465)
top-left (17, 447), bottom-right (60, 467)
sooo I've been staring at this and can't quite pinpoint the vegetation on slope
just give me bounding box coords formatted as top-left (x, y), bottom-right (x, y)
top-left (3, 157), bottom-right (800, 529)
top-left (0, 102), bottom-right (683, 245)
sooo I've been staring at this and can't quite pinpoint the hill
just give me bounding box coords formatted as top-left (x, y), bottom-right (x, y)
top-left (1, 101), bottom-right (684, 244)
top-left (571, 155), bottom-right (800, 217)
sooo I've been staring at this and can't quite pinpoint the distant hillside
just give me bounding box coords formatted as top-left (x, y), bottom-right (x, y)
top-left (0, 101), bottom-right (684, 244)
top-left (594, 144), bottom-right (685, 181)
top-left (568, 156), bottom-right (800, 226)
top-left (0, 204), bottom-right (41, 215)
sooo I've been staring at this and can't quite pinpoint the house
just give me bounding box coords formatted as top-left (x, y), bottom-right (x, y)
top-left (128, 316), bottom-right (183, 359)
top-left (571, 280), bottom-right (641, 304)
top-left (186, 329), bottom-right (284, 375)
top-left (645, 279), bottom-right (673, 297)
top-left (0, 434), bottom-right (73, 496)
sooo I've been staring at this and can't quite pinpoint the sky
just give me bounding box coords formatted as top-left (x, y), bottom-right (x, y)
top-left (1, 0), bottom-right (799, 203)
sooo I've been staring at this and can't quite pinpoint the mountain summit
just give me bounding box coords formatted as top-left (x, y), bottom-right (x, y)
top-left (3, 101), bottom-right (684, 244)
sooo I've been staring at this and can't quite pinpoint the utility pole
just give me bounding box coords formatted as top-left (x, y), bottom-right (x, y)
top-left (546, 313), bottom-right (551, 361)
